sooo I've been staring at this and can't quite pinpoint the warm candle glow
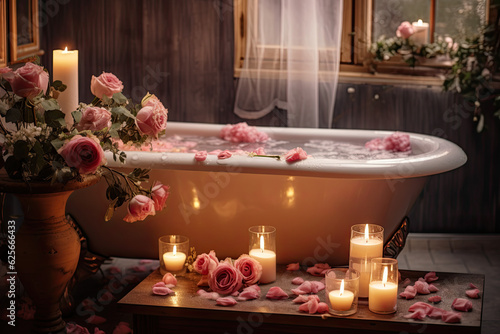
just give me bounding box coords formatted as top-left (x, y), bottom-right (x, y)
top-left (63, 46), bottom-right (69, 53)
top-left (364, 224), bottom-right (369, 243)
top-left (417, 19), bottom-right (423, 26)
top-left (340, 279), bottom-right (345, 296)
top-left (382, 266), bottom-right (388, 286)
top-left (173, 245), bottom-right (177, 256)
top-left (260, 235), bottom-right (264, 252)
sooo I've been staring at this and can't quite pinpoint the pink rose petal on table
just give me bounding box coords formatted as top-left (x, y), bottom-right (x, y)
top-left (162, 273), bottom-right (177, 287)
top-left (217, 150), bottom-right (232, 159)
top-left (194, 150), bottom-right (208, 162)
top-left (428, 295), bottom-right (442, 303)
top-left (245, 284), bottom-right (261, 294)
top-left (197, 275), bottom-right (209, 287)
top-left (306, 263), bottom-right (330, 277)
top-left (293, 295), bottom-right (320, 304)
top-left (466, 288), bottom-right (480, 299)
top-left (237, 288), bottom-right (260, 301)
top-left (414, 280), bottom-right (430, 294)
top-left (469, 283), bottom-right (478, 289)
top-left (113, 321), bottom-right (133, 334)
top-left (452, 298), bottom-right (473, 311)
top-left (131, 265), bottom-right (146, 272)
top-left (298, 298), bottom-right (319, 314)
top-left (399, 285), bottom-right (417, 300)
top-left (311, 281), bottom-right (325, 293)
top-left (287, 263), bottom-right (300, 271)
top-left (428, 284), bottom-right (439, 293)
top-left (427, 307), bottom-right (445, 319)
top-left (152, 285), bottom-right (173, 296)
top-left (404, 309), bottom-right (427, 320)
top-left (292, 277), bottom-right (305, 285)
top-left (293, 281), bottom-right (312, 294)
top-left (139, 259), bottom-right (153, 264)
top-left (317, 302), bottom-right (329, 314)
top-left (197, 289), bottom-right (221, 300)
top-left (285, 147), bottom-right (308, 163)
top-left (66, 323), bottom-right (90, 334)
top-left (86, 315), bottom-right (107, 325)
top-left (424, 271), bottom-right (439, 283)
top-left (231, 291), bottom-right (240, 297)
top-left (401, 278), bottom-right (411, 287)
top-left (266, 287), bottom-right (289, 300)
top-left (442, 311), bottom-right (462, 323)
top-left (216, 297), bottom-right (238, 306)
top-left (408, 302), bottom-right (434, 314)
top-left (94, 328), bottom-right (106, 334)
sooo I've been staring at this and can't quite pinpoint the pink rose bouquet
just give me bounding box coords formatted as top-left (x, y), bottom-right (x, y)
top-left (208, 261), bottom-right (244, 295)
top-left (234, 254), bottom-right (262, 285)
top-left (193, 251), bottom-right (219, 275)
top-left (396, 21), bottom-right (414, 39)
top-left (0, 61), bottom-right (170, 223)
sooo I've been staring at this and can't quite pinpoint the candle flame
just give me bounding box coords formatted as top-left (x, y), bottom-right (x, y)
top-left (364, 224), bottom-right (369, 243)
top-left (382, 266), bottom-right (388, 287)
top-left (63, 46), bottom-right (69, 53)
top-left (417, 19), bottom-right (423, 26)
top-left (340, 279), bottom-right (345, 296)
top-left (260, 235), bottom-right (264, 252)
top-left (173, 245), bottom-right (177, 256)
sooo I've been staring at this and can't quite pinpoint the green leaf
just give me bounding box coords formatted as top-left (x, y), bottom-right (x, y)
top-left (6, 108), bottom-right (22, 123)
top-left (111, 106), bottom-right (135, 119)
top-left (45, 109), bottom-right (66, 128)
top-left (51, 138), bottom-right (65, 151)
top-left (72, 110), bottom-right (82, 124)
top-left (41, 99), bottom-right (61, 111)
top-left (112, 92), bottom-right (128, 105)
top-left (52, 80), bottom-right (67, 92)
top-left (13, 141), bottom-right (29, 160)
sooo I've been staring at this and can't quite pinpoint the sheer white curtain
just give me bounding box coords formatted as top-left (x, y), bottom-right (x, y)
top-left (234, 0), bottom-right (343, 128)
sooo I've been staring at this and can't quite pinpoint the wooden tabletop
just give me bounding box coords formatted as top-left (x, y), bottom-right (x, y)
top-left (118, 265), bottom-right (484, 334)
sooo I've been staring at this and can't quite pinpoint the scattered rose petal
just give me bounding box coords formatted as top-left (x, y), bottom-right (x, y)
top-left (469, 283), bottom-right (478, 289)
top-left (292, 281), bottom-right (312, 295)
top-left (298, 298), bottom-right (319, 314)
top-left (113, 321), bottom-right (133, 334)
top-left (466, 289), bottom-right (480, 299)
top-left (408, 302), bottom-right (434, 314)
top-left (442, 311), bottom-right (462, 323)
top-left (66, 323), bottom-right (90, 334)
top-left (399, 285), bottom-right (417, 300)
top-left (131, 265), bottom-right (146, 272)
top-left (311, 281), bottom-right (325, 293)
top-left (285, 147), bottom-right (308, 163)
top-left (194, 150), bottom-right (208, 162)
top-left (231, 291), bottom-right (240, 297)
top-left (86, 315), bottom-right (107, 325)
top-left (245, 284), bottom-right (261, 294)
top-left (317, 302), bottom-right (329, 314)
top-left (153, 281), bottom-right (166, 288)
top-left (197, 275), bottom-right (209, 287)
top-left (452, 298), bottom-right (473, 312)
top-left (94, 328), bottom-right (106, 334)
top-left (197, 290), bottom-right (220, 300)
top-left (266, 287), bottom-right (289, 300)
top-left (415, 280), bottom-right (430, 294)
top-left (306, 263), bottom-right (330, 277)
top-left (237, 288), bottom-right (260, 301)
top-left (162, 273), bottom-right (178, 287)
top-left (292, 277), bottom-right (305, 285)
top-left (424, 271), bottom-right (439, 283)
top-left (428, 284), bottom-right (439, 293)
top-left (217, 150), bottom-right (232, 159)
top-left (293, 295), bottom-right (320, 304)
top-left (404, 309), bottom-right (427, 320)
top-left (216, 297), bottom-right (237, 306)
top-left (252, 147), bottom-right (266, 155)
top-left (220, 122), bottom-right (269, 143)
top-left (139, 259), bottom-right (153, 264)
top-left (152, 285), bottom-right (173, 296)
top-left (428, 307), bottom-right (445, 319)
top-left (428, 295), bottom-right (442, 303)
top-left (287, 263), bottom-right (300, 271)
top-left (108, 266), bottom-right (121, 274)
top-left (401, 278), bottom-right (411, 287)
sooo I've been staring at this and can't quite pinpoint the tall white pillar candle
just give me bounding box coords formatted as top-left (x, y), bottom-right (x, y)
top-left (53, 48), bottom-right (79, 124)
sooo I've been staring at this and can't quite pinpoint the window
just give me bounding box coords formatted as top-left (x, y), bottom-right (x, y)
top-left (234, 0), bottom-right (490, 83)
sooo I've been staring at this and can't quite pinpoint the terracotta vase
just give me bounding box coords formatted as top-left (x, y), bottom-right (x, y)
top-left (0, 174), bottom-right (100, 333)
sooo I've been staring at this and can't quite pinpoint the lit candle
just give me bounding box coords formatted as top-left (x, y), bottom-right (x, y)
top-left (162, 245), bottom-right (187, 272)
top-left (369, 267), bottom-right (398, 313)
top-left (249, 235), bottom-right (276, 283)
top-left (411, 19), bottom-right (429, 45)
top-left (328, 279), bottom-right (354, 312)
top-left (349, 224), bottom-right (383, 297)
top-left (53, 47), bottom-right (79, 125)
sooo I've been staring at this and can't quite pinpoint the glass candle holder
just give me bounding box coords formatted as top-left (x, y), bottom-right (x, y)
top-left (368, 258), bottom-right (398, 314)
top-left (349, 224), bottom-right (384, 298)
top-left (159, 235), bottom-right (189, 276)
top-left (325, 268), bottom-right (360, 316)
top-left (248, 226), bottom-right (276, 284)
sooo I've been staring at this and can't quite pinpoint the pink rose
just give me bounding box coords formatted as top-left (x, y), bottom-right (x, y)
top-left (284, 147), bottom-right (308, 163)
top-left (58, 135), bottom-right (106, 174)
top-left (135, 106), bottom-right (168, 138)
top-left (151, 182), bottom-right (170, 211)
top-left (234, 254), bottom-right (262, 285)
top-left (208, 262), bottom-right (243, 295)
top-left (396, 21), bottom-right (414, 39)
top-left (2, 62), bottom-right (49, 99)
top-left (76, 106), bottom-right (112, 131)
top-left (90, 72), bottom-right (124, 99)
top-left (193, 252), bottom-right (218, 275)
top-left (0, 67), bottom-right (12, 75)
top-left (123, 195), bottom-right (155, 223)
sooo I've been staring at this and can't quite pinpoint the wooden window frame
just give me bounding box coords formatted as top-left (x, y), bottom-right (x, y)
top-left (9, 0), bottom-right (43, 63)
top-left (234, 0), bottom-right (491, 86)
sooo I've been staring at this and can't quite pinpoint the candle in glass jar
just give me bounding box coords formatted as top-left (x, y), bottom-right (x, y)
top-left (411, 19), bottom-right (429, 45)
top-left (249, 235), bottom-right (276, 283)
top-left (328, 279), bottom-right (354, 311)
top-left (162, 245), bottom-right (186, 272)
top-left (52, 48), bottom-right (79, 119)
top-left (369, 267), bottom-right (398, 313)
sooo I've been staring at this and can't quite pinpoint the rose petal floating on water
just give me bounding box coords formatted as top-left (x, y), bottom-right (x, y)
top-left (287, 263), bottom-right (300, 271)
top-left (220, 122), bottom-right (269, 143)
top-left (424, 271), bottom-right (439, 283)
top-left (292, 277), bottom-right (305, 285)
top-left (414, 280), bottom-right (430, 295)
top-left (404, 309), bottom-right (427, 320)
top-left (266, 287), bottom-right (289, 300)
top-left (285, 147), bottom-right (308, 163)
top-left (194, 150), bottom-right (208, 162)
top-left (252, 147), bottom-right (266, 155)
top-left (218, 150), bottom-right (232, 159)
top-left (466, 288), bottom-right (480, 299)
top-left (216, 297), bottom-right (237, 306)
top-left (428, 295), bottom-right (442, 303)
top-left (399, 285), bottom-right (417, 300)
top-left (442, 311), bottom-right (462, 323)
top-left (452, 298), bottom-right (473, 312)
top-left (162, 273), bottom-right (177, 287)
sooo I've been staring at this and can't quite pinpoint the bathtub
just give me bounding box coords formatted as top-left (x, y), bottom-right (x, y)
top-left (66, 122), bottom-right (467, 266)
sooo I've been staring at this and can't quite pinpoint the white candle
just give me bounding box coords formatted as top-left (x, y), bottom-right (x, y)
top-left (369, 267), bottom-right (398, 313)
top-left (411, 19), bottom-right (429, 45)
top-left (329, 279), bottom-right (354, 311)
top-left (249, 235), bottom-right (276, 283)
top-left (53, 48), bottom-right (79, 125)
top-left (162, 245), bottom-right (186, 272)
top-left (349, 224), bottom-right (383, 297)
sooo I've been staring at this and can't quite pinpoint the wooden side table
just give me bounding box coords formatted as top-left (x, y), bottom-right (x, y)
top-left (118, 265), bottom-right (484, 333)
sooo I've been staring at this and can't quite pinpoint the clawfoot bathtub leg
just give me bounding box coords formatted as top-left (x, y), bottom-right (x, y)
top-left (383, 217), bottom-right (410, 259)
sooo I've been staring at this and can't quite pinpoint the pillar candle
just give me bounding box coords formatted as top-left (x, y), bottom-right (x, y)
top-left (162, 246), bottom-right (186, 272)
top-left (328, 280), bottom-right (354, 311)
top-left (53, 48), bottom-right (79, 124)
top-left (249, 248), bottom-right (276, 283)
top-left (411, 19), bottom-right (429, 45)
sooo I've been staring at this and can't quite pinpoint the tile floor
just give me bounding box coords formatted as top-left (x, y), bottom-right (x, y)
top-left (2, 233), bottom-right (499, 333)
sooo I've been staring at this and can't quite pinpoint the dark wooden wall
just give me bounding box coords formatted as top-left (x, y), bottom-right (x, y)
top-left (40, 0), bottom-right (499, 234)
